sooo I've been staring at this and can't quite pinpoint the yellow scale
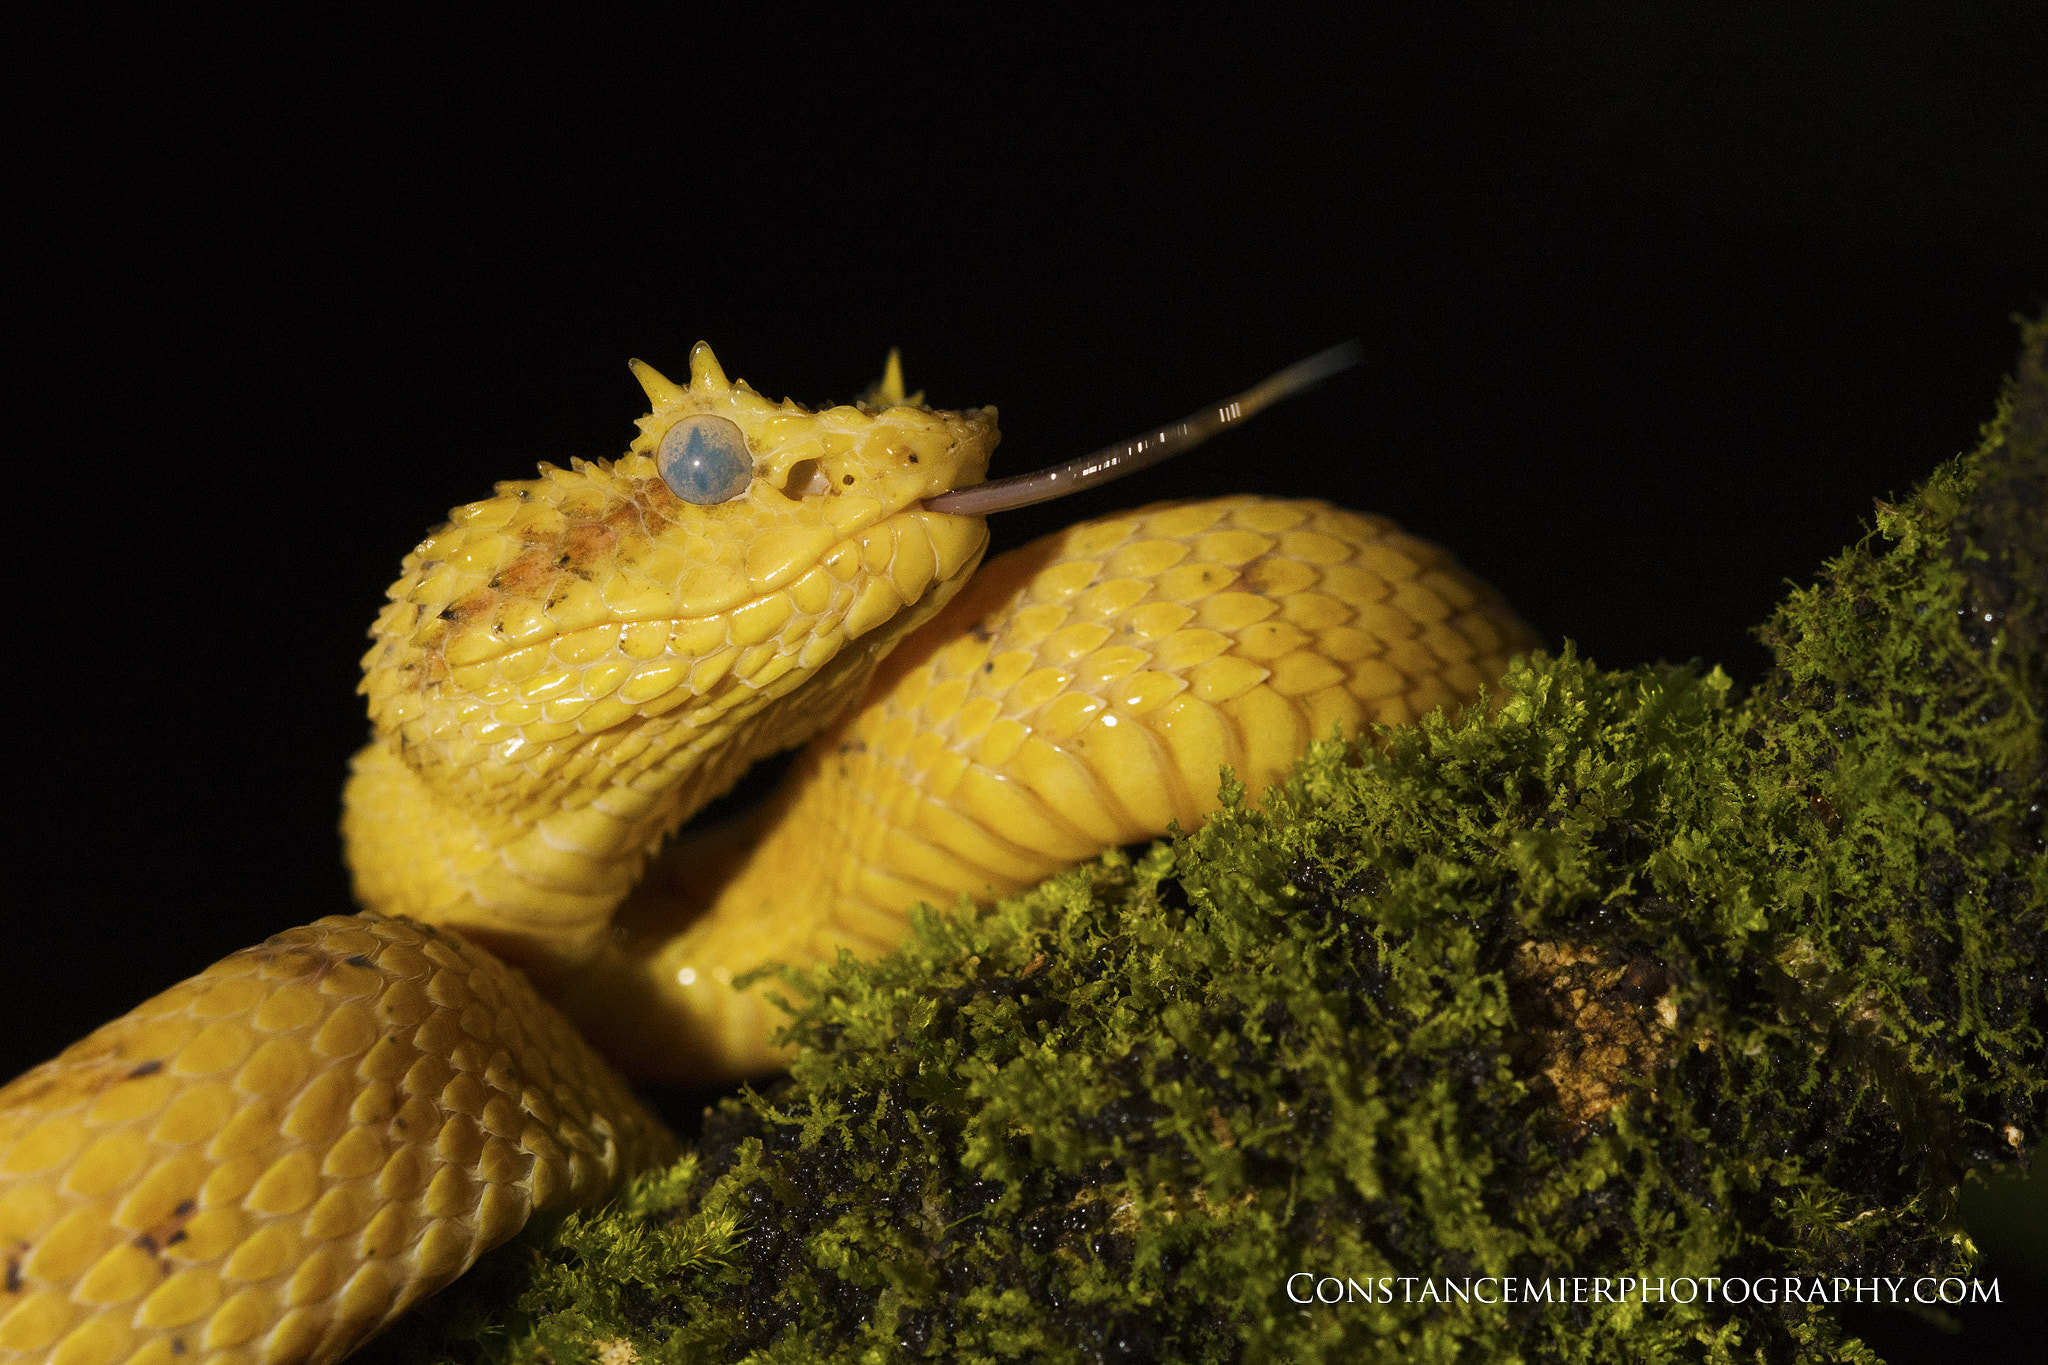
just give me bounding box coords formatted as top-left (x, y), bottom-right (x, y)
top-left (1, 344), bottom-right (1534, 1365)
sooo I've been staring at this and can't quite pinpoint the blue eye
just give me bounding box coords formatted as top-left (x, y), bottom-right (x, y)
top-left (657, 415), bottom-right (753, 505)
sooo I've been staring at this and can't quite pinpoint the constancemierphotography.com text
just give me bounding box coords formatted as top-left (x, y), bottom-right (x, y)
top-left (1285, 1273), bottom-right (2002, 1309)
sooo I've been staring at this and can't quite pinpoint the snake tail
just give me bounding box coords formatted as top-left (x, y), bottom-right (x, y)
top-left (0, 915), bottom-right (672, 1365)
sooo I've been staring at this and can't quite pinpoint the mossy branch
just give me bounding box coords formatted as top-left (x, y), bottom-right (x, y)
top-left (373, 320), bottom-right (2047, 1365)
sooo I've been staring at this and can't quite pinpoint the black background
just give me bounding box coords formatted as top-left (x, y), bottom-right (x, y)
top-left (7, 4), bottom-right (2045, 1358)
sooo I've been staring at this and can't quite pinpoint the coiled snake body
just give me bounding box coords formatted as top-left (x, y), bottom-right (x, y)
top-left (0, 346), bottom-right (1535, 1364)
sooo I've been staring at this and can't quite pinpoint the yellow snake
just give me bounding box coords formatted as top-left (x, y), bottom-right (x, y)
top-left (0, 345), bottom-right (1536, 1364)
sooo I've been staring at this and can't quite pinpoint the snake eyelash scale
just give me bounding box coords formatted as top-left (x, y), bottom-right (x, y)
top-left (0, 344), bottom-right (1537, 1365)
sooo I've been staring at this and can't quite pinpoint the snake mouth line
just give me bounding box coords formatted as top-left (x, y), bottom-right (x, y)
top-left (418, 511), bottom-right (983, 678)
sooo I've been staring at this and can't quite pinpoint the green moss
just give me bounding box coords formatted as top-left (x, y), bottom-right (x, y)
top-left (373, 322), bottom-right (2047, 1364)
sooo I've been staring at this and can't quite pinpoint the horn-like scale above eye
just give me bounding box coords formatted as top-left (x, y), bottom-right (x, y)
top-left (657, 414), bottom-right (753, 504)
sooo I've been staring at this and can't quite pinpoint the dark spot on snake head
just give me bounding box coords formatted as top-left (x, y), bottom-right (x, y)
top-left (5, 1251), bottom-right (22, 1294)
top-left (842, 474), bottom-right (855, 485)
top-left (969, 620), bottom-right (994, 642)
top-left (347, 955), bottom-right (373, 968)
top-left (498, 546), bottom-right (568, 596)
top-left (443, 588), bottom-right (497, 624)
top-left (170, 1339), bottom-right (186, 1355)
top-left (126, 1059), bottom-right (163, 1079)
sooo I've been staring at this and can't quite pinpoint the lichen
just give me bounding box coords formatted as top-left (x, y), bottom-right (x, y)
top-left (367, 320), bottom-right (2047, 1364)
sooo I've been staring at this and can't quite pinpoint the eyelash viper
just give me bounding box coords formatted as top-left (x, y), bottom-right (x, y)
top-left (0, 345), bottom-right (1536, 1365)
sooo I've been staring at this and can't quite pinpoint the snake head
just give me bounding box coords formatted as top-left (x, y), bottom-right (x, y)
top-left (348, 344), bottom-right (999, 962)
top-left (625, 341), bottom-right (991, 513)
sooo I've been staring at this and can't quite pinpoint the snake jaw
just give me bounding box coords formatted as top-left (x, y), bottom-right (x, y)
top-left (344, 346), bottom-right (999, 973)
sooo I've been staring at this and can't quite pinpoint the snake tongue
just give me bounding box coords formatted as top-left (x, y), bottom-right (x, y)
top-left (924, 341), bottom-right (1363, 517)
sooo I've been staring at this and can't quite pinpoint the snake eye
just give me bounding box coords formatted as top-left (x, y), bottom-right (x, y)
top-left (657, 415), bottom-right (754, 505)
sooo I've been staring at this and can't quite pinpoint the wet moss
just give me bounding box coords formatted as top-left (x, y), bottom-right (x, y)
top-left (373, 320), bottom-right (2046, 1364)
